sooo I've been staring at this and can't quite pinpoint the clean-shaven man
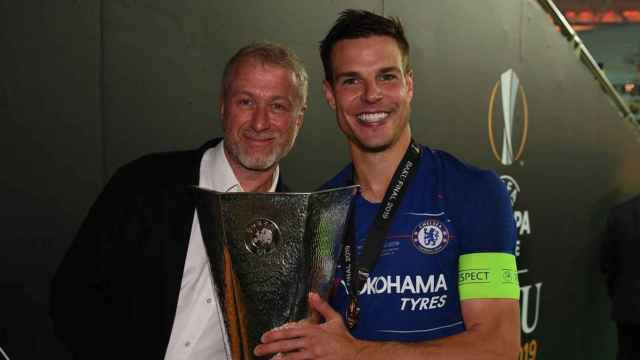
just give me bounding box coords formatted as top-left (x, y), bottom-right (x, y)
top-left (256, 10), bottom-right (520, 360)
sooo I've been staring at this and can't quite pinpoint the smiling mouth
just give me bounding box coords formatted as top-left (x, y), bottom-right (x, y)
top-left (245, 137), bottom-right (274, 144)
top-left (357, 112), bottom-right (390, 124)
top-left (243, 131), bottom-right (276, 142)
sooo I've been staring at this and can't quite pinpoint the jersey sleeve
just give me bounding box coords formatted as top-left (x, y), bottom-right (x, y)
top-left (455, 170), bottom-right (519, 300)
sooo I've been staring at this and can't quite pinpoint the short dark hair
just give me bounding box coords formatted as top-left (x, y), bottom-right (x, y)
top-left (222, 42), bottom-right (308, 113)
top-left (320, 9), bottom-right (410, 83)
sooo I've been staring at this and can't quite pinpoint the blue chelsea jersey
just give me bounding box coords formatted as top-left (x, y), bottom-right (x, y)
top-left (323, 145), bottom-right (517, 342)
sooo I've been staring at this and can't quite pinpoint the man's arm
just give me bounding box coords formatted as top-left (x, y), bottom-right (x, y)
top-left (255, 292), bottom-right (520, 360)
top-left (50, 166), bottom-right (136, 359)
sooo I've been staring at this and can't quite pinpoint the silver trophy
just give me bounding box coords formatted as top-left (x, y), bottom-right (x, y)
top-left (194, 186), bottom-right (357, 360)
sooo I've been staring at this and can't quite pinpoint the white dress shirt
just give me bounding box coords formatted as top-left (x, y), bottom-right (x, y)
top-left (164, 141), bottom-right (279, 360)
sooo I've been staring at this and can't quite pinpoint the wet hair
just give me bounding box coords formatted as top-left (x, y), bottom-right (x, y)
top-left (221, 42), bottom-right (308, 112)
top-left (320, 9), bottom-right (410, 83)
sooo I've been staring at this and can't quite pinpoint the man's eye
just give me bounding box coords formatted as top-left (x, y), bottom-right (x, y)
top-left (379, 73), bottom-right (397, 81)
top-left (341, 78), bottom-right (359, 86)
top-left (238, 98), bottom-right (254, 106)
top-left (271, 103), bottom-right (288, 111)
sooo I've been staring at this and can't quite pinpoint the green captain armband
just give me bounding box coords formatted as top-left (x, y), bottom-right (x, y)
top-left (458, 252), bottom-right (520, 300)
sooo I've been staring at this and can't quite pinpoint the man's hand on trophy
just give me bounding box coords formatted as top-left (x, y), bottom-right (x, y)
top-left (254, 292), bottom-right (368, 359)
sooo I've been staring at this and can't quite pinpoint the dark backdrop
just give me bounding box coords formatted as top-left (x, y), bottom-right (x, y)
top-left (2, 1), bottom-right (639, 359)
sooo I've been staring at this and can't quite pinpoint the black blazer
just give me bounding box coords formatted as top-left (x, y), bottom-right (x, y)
top-left (602, 194), bottom-right (640, 324)
top-left (50, 138), bottom-right (289, 359)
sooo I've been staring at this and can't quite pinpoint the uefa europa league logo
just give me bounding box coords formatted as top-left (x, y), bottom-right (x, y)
top-left (488, 69), bottom-right (529, 166)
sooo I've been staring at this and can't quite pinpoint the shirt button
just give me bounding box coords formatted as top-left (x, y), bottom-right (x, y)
top-left (185, 341), bottom-right (191, 347)
top-left (206, 298), bottom-right (212, 304)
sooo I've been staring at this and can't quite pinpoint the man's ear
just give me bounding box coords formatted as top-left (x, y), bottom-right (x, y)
top-left (322, 80), bottom-right (337, 111)
top-left (219, 96), bottom-right (225, 120)
top-left (296, 105), bottom-right (306, 128)
top-left (405, 70), bottom-right (414, 102)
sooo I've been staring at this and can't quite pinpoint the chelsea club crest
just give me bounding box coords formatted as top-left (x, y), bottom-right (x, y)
top-left (412, 218), bottom-right (450, 254)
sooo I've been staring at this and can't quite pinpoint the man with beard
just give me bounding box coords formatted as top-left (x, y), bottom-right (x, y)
top-left (50, 42), bottom-right (307, 360)
top-left (255, 10), bottom-right (520, 360)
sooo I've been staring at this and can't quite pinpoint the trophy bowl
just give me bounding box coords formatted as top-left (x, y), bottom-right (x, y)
top-left (194, 185), bottom-right (358, 359)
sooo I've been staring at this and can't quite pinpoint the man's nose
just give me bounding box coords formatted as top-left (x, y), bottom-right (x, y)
top-left (363, 80), bottom-right (383, 103)
top-left (251, 106), bottom-right (271, 132)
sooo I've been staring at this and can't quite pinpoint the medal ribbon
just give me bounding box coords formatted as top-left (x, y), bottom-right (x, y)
top-left (343, 140), bottom-right (421, 329)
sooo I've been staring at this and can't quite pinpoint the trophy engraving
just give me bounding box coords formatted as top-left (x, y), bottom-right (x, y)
top-left (245, 218), bottom-right (279, 255)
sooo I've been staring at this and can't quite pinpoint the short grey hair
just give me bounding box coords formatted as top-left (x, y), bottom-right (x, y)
top-left (221, 42), bottom-right (309, 113)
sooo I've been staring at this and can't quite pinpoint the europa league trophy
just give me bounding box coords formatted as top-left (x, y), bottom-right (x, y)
top-left (194, 186), bottom-right (357, 360)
